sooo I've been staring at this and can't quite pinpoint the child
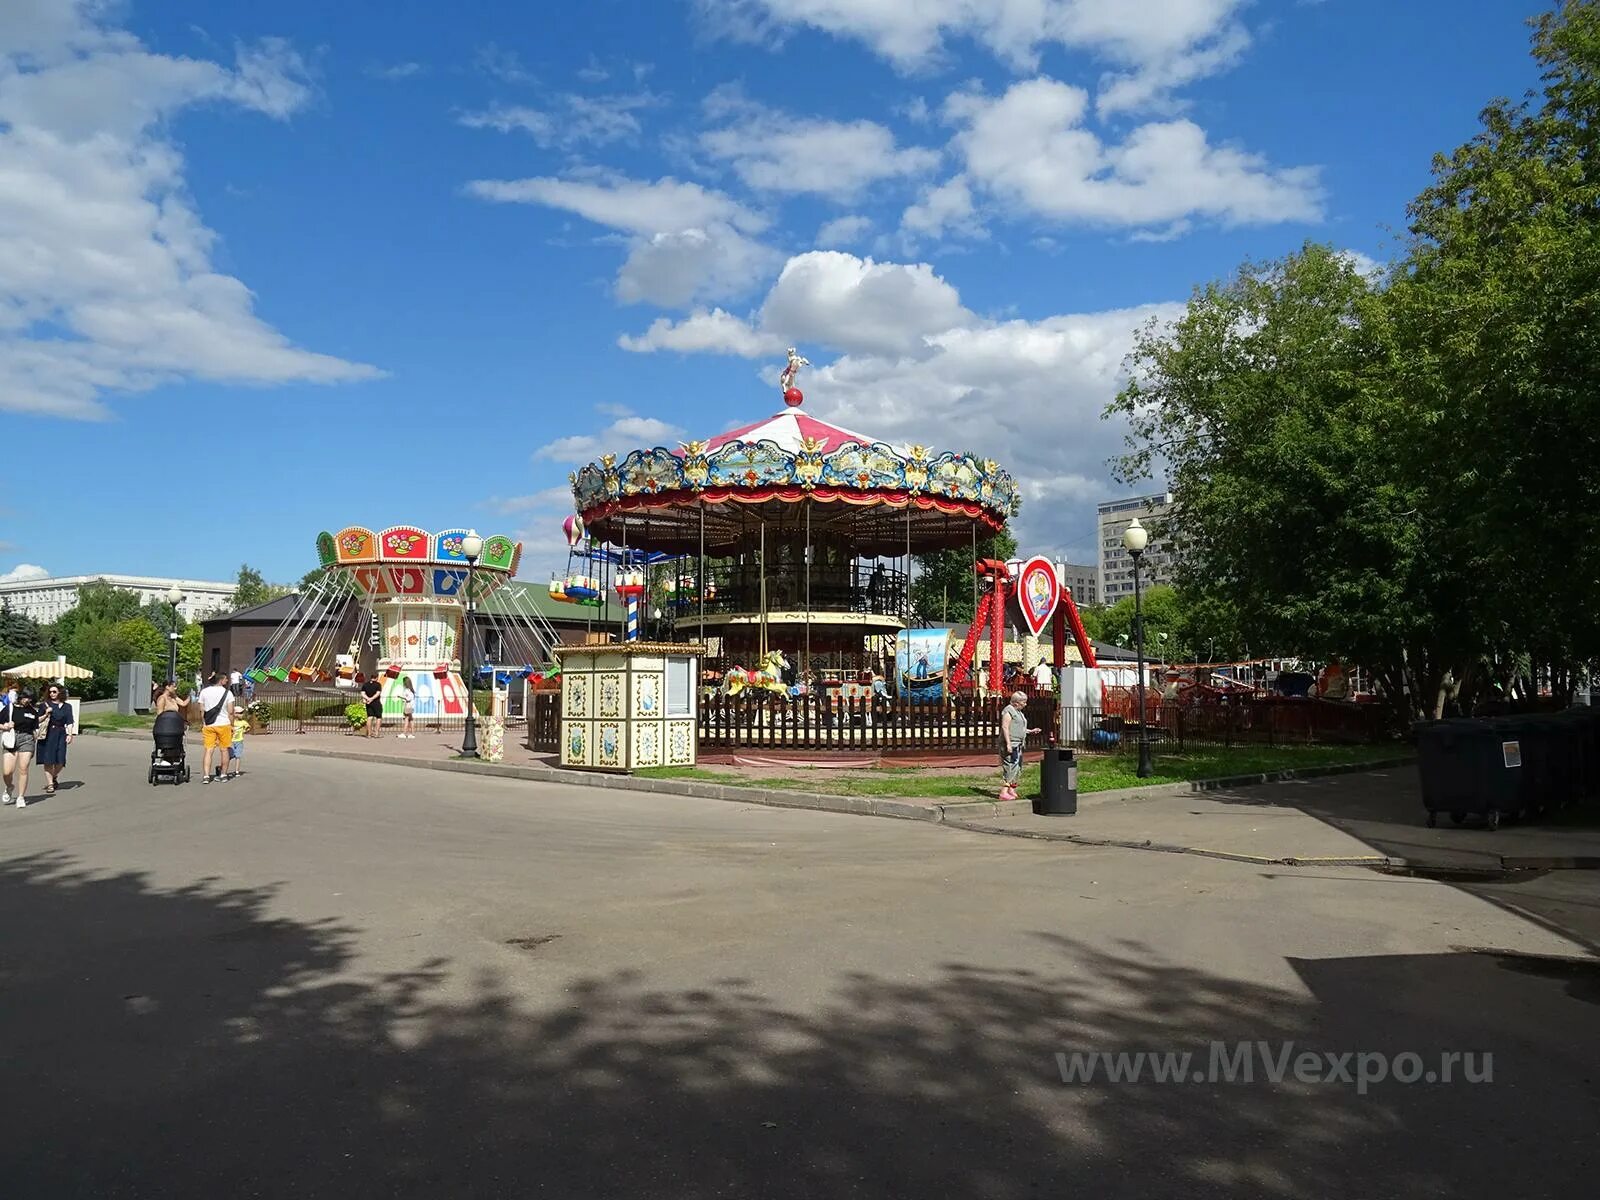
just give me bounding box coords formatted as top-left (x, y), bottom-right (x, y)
top-left (228, 702), bottom-right (248, 778)
top-left (399, 676), bottom-right (416, 739)
top-left (997, 691), bottom-right (1039, 802)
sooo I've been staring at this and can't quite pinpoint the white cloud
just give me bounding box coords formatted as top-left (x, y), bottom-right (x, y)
top-left (367, 61), bottom-right (426, 80)
top-left (474, 43), bottom-right (534, 85)
top-left (464, 174), bottom-right (767, 235)
top-left (458, 91), bottom-right (661, 149)
top-left (899, 175), bottom-right (984, 243)
top-left (0, 563), bottom-right (49, 584)
top-left (618, 308), bottom-right (784, 356)
top-left (614, 226), bottom-right (782, 307)
top-left (698, 102), bottom-right (940, 200)
top-left (1337, 249), bottom-right (1386, 282)
top-left (695, 0), bottom-right (1252, 107)
top-left (616, 243), bottom-right (1184, 555)
top-left (946, 77), bottom-right (1322, 231)
top-left (816, 215), bottom-right (873, 247)
top-left (621, 251), bottom-right (974, 359)
top-left (761, 252), bottom-right (973, 357)
top-left (465, 173), bottom-right (780, 306)
top-left (0, 2), bottom-right (379, 418)
top-left (533, 415), bottom-right (686, 462)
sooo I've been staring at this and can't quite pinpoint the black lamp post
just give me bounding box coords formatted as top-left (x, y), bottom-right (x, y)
top-left (460, 531), bottom-right (483, 758)
top-left (165, 585), bottom-right (184, 687)
top-left (1123, 518), bottom-right (1154, 778)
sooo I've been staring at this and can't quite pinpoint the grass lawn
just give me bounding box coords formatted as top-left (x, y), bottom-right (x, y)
top-left (79, 712), bottom-right (155, 732)
top-left (637, 743), bottom-right (1410, 800)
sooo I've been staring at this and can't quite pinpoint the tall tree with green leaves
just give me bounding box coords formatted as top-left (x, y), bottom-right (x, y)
top-left (230, 564), bottom-right (279, 611)
top-left (1385, 0), bottom-right (1600, 692)
top-left (1108, 243), bottom-right (1476, 720)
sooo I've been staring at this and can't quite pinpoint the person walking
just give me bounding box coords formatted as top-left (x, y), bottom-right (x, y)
top-left (997, 690), bottom-right (1039, 802)
top-left (361, 672), bottom-right (384, 739)
top-left (398, 675), bottom-right (416, 739)
top-left (2, 688), bottom-right (43, 807)
top-left (197, 672), bottom-right (235, 783)
top-left (153, 680), bottom-right (185, 716)
top-left (36, 683), bottom-right (75, 795)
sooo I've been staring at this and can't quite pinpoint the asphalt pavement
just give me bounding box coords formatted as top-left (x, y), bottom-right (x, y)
top-left (2, 736), bottom-right (1597, 1198)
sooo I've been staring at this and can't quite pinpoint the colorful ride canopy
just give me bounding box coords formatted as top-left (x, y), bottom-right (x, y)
top-left (568, 406), bottom-right (1020, 556)
top-left (316, 526), bottom-right (523, 601)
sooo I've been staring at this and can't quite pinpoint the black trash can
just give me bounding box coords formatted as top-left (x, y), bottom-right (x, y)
top-left (1036, 746), bottom-right (1078, 815)
top-left (1416, 718), bottom-right (1522, 830)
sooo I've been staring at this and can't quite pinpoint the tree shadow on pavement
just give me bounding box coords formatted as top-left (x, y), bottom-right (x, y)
top-left (1198, 768), bottom-right (1600, 953)
top-left (1, 852), bottom-right (1596, 1198)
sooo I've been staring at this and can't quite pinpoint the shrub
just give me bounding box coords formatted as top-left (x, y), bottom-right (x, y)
top-left (344, 702), bottom-right (368, 730)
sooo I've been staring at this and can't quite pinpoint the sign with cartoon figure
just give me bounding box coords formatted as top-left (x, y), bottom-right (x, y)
top-left (1016, 556), bottom-right (1061, 638)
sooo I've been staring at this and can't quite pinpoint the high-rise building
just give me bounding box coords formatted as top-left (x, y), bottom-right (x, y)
top-left (1097, 492), bottom-right (1177, 603)
top-left (1055, 561), bottom-right (1098, 608)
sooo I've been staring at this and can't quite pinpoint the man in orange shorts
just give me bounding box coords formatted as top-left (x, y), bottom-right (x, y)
top-left (197, 671), bottom-right (236, 783)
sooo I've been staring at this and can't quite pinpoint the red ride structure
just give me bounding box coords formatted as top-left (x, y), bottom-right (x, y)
top-left (948, 559), bottom-right (1100, 695)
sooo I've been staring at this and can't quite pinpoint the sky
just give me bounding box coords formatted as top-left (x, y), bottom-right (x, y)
top-left (0, 0), bottom-right (1546, 590)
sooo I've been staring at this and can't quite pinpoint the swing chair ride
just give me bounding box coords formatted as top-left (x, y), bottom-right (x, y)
top-left (246, 525), bottom-right (560, 721)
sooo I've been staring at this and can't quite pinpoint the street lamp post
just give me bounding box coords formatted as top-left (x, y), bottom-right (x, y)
top-left (460, 531), bottom-right (483, 758)
top-left (1122, 518), bottom-right (1154, 779)
top-left (165, 585), bottom-right (185, 686)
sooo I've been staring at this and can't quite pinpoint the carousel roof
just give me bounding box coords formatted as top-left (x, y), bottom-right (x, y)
top-left (699, 407), bottom-right (885, 455)
top-left (567, 352), bottom-right (1018, 556)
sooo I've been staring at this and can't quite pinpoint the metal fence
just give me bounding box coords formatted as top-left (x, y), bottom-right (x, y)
top-left (1065, 692), bottom-right (1389, 752)
top-left (698, 692), bottom-right (1056, 753)
top-left (242, 687), bottom-right (520, 735)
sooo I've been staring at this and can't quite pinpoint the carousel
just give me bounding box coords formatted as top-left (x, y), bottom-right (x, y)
top-left (566, 349), bottom-right (1020, 676)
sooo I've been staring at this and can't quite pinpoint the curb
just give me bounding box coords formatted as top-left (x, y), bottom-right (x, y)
top-left (285, 748), bottom-right (980, 824)
top-left (1079, 757), bottom-right (1418, 806)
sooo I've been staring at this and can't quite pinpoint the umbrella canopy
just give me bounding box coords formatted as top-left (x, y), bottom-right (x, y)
top-left (4, 659), bottom-right (95, 680)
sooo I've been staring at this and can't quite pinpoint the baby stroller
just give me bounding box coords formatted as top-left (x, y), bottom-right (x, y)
top-left (149, 710), bottom-right (192, 785)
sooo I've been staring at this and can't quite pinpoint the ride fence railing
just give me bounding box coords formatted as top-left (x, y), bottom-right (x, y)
top-left (243, 687), bottom-right (526, 735)
top-left (697, 691), bottom-right (1056, 753)
top-left (1065, 688), bottom-right (1391, 752)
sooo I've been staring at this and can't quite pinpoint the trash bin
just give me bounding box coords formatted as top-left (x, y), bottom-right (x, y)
top-left (1518, 714), bottom-right (1576, 815)
top-left (1416, 718), bottom-right (1522, 830)
top-left (1036, 746), bottom-right (1077, 815)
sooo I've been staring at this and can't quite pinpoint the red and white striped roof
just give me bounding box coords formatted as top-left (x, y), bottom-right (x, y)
top-left (701, 408), bottom-right (880, 453)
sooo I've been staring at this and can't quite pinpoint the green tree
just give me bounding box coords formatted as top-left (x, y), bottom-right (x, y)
top-left (1108, 243), bottom-right (1467, 720)
top-left (1382, 0), bottom-right (1600, 696)
top-left (176, 625), bottom-right (203, 683)
top-left (1080, 586), bottom-right (1183, 656)
top-left (230, 564), bottom-right (282, 611)
top-left (0, 602), bottom-right (47, 667)
top-left (909, 529), bottom-right (1019, 626)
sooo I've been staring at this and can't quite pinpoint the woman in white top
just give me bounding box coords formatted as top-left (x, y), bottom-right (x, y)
top-left (399, 676), bottom-right (417, 739)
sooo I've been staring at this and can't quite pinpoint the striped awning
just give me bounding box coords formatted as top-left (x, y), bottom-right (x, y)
top-left (4, 659), bottom-right (95, 680)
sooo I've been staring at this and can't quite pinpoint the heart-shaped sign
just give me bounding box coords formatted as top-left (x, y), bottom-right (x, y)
top-left (1016, 556), bottom-right (1060, 638)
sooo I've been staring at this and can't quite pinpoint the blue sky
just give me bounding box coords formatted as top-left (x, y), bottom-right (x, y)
top-left (1, 0), bottom-right (1543, 589)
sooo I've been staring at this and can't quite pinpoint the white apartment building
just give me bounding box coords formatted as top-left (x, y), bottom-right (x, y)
top-left (1097, 492), bottom-right (1177, 603)
top-left (0, 574), bottom-right (236, 624)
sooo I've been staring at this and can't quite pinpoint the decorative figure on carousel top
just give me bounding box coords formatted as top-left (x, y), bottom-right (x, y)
top-left (780, 346), bottom-right (810, 407)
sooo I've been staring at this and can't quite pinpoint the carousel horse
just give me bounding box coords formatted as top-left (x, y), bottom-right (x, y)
top-left (722, 649), bottom-right (791, 698)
